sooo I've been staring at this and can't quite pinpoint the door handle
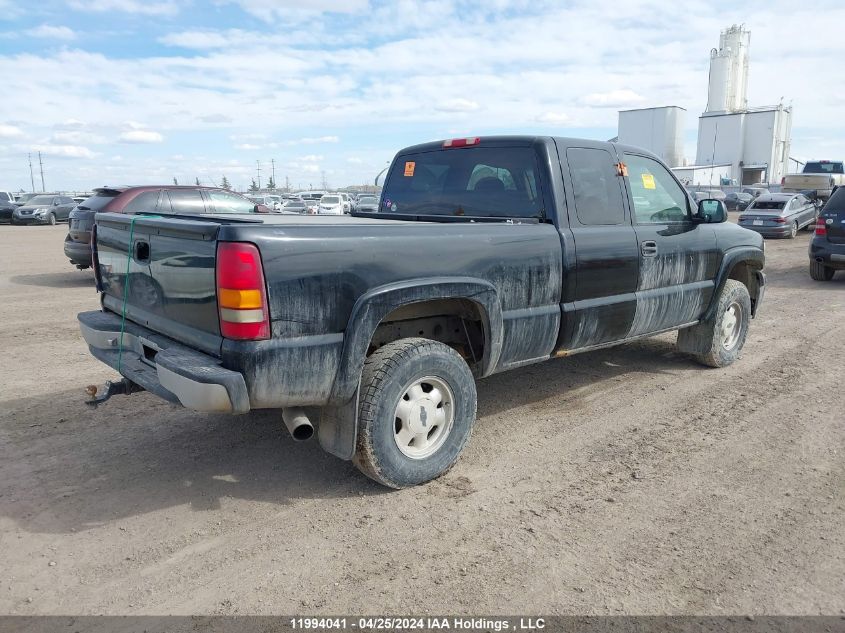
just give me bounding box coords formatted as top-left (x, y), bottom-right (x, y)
top-left (641, 240), bottom-right (658, 257)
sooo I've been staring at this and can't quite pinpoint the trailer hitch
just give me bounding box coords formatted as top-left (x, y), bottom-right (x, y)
top-left (85, 378), bottom-right (143, 408)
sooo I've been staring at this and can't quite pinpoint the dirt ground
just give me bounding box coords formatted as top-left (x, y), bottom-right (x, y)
top-left (0, 223), bottom-right (842, 616)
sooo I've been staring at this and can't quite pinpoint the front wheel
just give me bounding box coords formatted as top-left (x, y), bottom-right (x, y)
top-left (48, 212), bottom-right (57, 226)
top-left (353, 338), bottom-right (477, 488)
top-left (677, 279), bottom-right (751, 368)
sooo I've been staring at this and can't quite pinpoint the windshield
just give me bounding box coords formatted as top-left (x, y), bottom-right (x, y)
top-left (322, 196), bottom-right (340, 204)
top-left (359, 196), bottom-right (377, 204)
top-left (804, 162), bottom-right (844, 175)
top-left (78, 192), bottom-right (119, 210)
top-left (380, 146), bottom-right (542, 218)
top-left (27, 195), bottom-right (55, 205)
top-left (750, 200), bottom-right (786, 210)
top-left (284, 200), bottom-right (305, 207)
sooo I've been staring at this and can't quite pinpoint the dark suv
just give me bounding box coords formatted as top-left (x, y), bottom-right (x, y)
top-left (809, 186), bottom-right (845, 281)
top-left (65, 186), bottom-right (269, 269)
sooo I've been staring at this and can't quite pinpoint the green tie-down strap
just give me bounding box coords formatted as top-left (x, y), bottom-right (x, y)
top-left (117, 214), bottom-right (161, 373)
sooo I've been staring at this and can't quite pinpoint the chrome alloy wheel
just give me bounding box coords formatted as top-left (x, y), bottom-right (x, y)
top-left (393, 376), bottom-right (454, 459)
top-left (720, 301), bottom-right (743, 351)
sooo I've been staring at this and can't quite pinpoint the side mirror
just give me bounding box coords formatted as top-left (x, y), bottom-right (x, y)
top-left (695, 199), bottom-right (727, 223)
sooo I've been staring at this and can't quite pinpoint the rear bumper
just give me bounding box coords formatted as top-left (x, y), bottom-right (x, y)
top-left (64, 236), bottom-right (92, 266)
top-left (810, 239), bottom-right (845, 270)
top-left (742, 225), bottom-right (794, 238)
top-left (79, 310), bottom-right (250, 414)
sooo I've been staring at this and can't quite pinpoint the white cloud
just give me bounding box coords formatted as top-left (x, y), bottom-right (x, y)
top-left (536, 112), bottom-right (570, 126)
top-left (31, 144), bottom-right (96, 159)
top-left (580, 89), bottom-right (647, 108)
top-left (346, 157), bottom-right (363, 164)
top-left (0, 124), bottom-right (23, 138)
top-left (52, 130), bottom-right (108, 144)
top-left (435, 98), bottom-right (480, 113)
top-left (234, 143), bottom-right (261, 150)
top-left (119, 130), bottom-right (164, 143)
top-left (25, 25), bottom-right (76, 40)
top-left (68, 0), bottom-right (179, 16)
top-left (298, 154), bottom-right (323, 162)
top-left (219, 0), bottom-right (367, 22)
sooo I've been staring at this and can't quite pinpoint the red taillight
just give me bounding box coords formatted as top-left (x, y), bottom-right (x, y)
top-left (773, 217), bottom-right (786, 223)
top-left (781, 177), bottom-right (785, 185)
top-left (216, 242), bottom-right (270, 340)
top-left (815, 218), bottom-right (827, 236)
top-left (443, 137), bottom-right (480, 148)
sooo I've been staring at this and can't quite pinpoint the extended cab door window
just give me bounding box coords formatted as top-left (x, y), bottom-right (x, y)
top-left (567, 147), bottom-right (626, 225)
top-left (624, 154), bottom-right (690, 224)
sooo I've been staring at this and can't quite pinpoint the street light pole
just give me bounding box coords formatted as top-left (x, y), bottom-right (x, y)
top-left (374, 161), bottom-right (390, 187)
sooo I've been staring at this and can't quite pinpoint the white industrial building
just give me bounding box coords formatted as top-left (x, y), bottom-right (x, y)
top-left (617, 24), bottom-right (794, 187)
top-left (617, 106), bottom-right (686, 168)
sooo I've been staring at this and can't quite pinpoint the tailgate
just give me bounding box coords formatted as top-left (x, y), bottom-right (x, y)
top-left (95, 213), bottom-right (223, 356)
top-left (784, 175), bottom-right (828, 190)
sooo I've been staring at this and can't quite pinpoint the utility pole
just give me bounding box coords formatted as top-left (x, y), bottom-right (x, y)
top-left (285, 175), bottom-right (289, 192)
top-left (38, 151), bottom-right (45, 192)
top-left (321, 170), bottom-right (328, 190)
top-left (271, 159), bottom-right (276, 189)
top-left (28, 154), bottom-right (35, 192)
top-left (256, 160), bottom-right (262, 190)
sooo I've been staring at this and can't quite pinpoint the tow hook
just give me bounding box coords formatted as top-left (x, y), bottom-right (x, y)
top-left (85, 378), bottom-right (143, 408)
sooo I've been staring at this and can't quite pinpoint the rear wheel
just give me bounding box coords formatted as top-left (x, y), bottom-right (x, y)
top-left (353, 338), bottom-right (477, 489)
top-left (677, 279), bottom-right (751, 368)
top-left (788, 221), bottom-right (798, 238)
top-left (809, 261), bottom-right (835, 281)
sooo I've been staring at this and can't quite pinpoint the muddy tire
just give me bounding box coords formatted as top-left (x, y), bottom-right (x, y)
top-left (809, 261), bottom-right (835, 281)
top-left (677, 279), bottom-right (751, 368)
top-left (353, 338), bottom-right (477, 489)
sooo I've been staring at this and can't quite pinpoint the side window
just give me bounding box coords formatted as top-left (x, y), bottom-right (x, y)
top-left (566, 147), bottom-right (626, 225)
top-left (208, 191), bottom-right (256, 214)
top-left (166, 189), bottom-right (206, 214)
top-left (123, 190), bottom-right (161, 214)
top-left (624, 153), bottom-right (690, 224)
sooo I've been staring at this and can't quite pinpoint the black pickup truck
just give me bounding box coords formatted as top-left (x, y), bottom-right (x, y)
top-left (79, 136), bottom-right (765, 488)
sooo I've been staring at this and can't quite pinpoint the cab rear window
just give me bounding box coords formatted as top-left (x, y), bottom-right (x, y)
top-left (380, 146), bottom-right (542, 219)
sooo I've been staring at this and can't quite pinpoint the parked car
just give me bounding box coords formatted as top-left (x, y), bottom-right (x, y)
top-left (809, 186), bottom-right (845, 281)
top-left (782, 160), bottom-right (845, 203)
top-left (79, 135), bottom-right (765, 488)
top-left (12, 194), bottom-right (76, 225)
top-left (14, 192), bottom-right (39, 206)
top-left (72, 196), bottom-right (87, 204)
top-left (0, 191), bottom-right (16, 223)
top-left (318, 194), bottom-right (344, 215)
top-left (738, 193), bottom-right (818, 239)
top-left (248, 195), bottom-right (281, 211)
top-left (356, 195), bottom-right (379, 213)
top-left (281, 199), bottom-right (307, 214)
top-left (64, 186), bottom-right (270, 269)
top-left (338, 192), bottom-right (352, 213)
top-left (725, 192), bottom-right (754, 211)
top-left (742, 187), bottom-right (769, 199)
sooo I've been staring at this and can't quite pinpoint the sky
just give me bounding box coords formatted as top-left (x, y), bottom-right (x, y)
top-left (0, 0), bottom-right (843, 192)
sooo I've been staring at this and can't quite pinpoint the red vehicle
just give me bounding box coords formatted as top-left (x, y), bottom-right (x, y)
top-left (64, 186), bottom-right (270, 269)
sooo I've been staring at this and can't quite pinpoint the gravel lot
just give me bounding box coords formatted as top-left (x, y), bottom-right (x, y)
top-left (0, 223), bottom-right (842, 616)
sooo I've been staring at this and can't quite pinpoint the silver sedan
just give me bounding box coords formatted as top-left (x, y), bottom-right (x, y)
top-left (737, 193), bottom-right (818, 239)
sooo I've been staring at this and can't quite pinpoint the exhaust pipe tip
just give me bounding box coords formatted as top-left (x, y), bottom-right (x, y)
top-left (282, 407), bottom-right (314, 442)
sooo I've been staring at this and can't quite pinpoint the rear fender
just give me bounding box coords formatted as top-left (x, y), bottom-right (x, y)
top-left (330, 277), bottom-right (502, 405)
